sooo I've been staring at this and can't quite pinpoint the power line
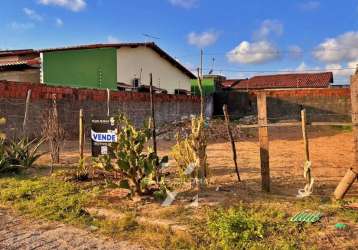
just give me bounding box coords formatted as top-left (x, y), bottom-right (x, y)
top-left (174, 46), bottom-right (358, 59)
top-left (188, 67), bottom-right (356, 73)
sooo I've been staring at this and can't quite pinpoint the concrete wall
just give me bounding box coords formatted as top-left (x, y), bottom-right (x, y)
top-left (0, 81), bottom-right (200, 139)
top-left (117, 47), bottom-right (192, 94)
top-left (0, 69), bottom-right (40, 83)
top-left (214, 88), bottom-right (351, 122)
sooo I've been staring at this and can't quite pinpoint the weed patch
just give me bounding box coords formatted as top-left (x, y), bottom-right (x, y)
top-left (0, 176), bottom-right (93, 226)
top-left (206, 204), bottom-right (308, 250)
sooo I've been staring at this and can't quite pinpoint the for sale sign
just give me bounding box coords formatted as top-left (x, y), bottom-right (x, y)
top-left (91, 117), bottom-right (117, 157)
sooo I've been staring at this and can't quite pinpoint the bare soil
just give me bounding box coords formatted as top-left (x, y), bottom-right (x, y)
top-left (0, 208), bottom-right (143, 250)
top-left (34, 127), bottom-right (358, 249)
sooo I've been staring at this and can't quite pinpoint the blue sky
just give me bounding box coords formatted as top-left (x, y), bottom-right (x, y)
top-left (1, 0), bottom-right (358, 83)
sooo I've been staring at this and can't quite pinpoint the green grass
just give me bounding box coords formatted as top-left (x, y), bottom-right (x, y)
top-left (0, 174), bottom-right (200, 248)
top-left (1, 173), bottom-right (356, 249)
top-left (204, 203), bottom-right (308, 250)
top-left (0, 176), bottom-right (95, 226)
top-left (330, 125), bottom-right (353, 132)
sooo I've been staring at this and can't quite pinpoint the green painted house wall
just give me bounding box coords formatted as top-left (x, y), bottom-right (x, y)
top-left (191, 78), bottom-right (216, 96)
top-left (43, 48), bottom-right (117, 90)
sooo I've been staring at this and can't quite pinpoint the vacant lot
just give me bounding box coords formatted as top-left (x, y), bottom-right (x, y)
top-left (3, 126), bottom-right (358, 249)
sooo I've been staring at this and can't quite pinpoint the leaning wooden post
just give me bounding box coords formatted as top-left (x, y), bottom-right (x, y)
top-left (149, 73), bottom-right (160, 183)
top-left (23, 89), bottom-right (31, 135)
top-left (223, 104), bottom-right (241, 182)
top-left (196, 68), bottom-right (208, 180)
top-left (79, 109), bottom-right (84, 164)
top-left (334, 72), bottom-right (358, 199)
top-left (257, 92), bottom-right (270, 192)
top-left (149, 73), bottom-right (157, 155)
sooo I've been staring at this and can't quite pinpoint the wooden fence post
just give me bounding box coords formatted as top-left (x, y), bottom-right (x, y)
top-left (334, 72), bottom-right (358, 199)
top-left (297, 108), bottom-right (314, 197)
top-left (23, 89), bottom-right (31, 135)
top-left (301, 109), bottom-right (310, 162)
top-left (257, 92), bottom-right (270, 192)
top-left (223, 104), bottom-right (241, 182)
top-left (106, 88), bottom-right (110, 117)
top-left (149, 73), bottom-right (160, 183)
top-left (149, 73), bottom-right (157, 155)
top-left (0, 117), bottom-right (6, 139)
top-left (79, 109), bottom-right (84, 163)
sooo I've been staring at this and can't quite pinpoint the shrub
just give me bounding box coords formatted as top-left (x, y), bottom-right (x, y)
top-left (208, 207), bottom-right (265, 249)
top-left (171, 116), bottom-right (208, 187)
top-left (0, 139), bottom-right (11, 173)
top-left (6, 137), bottom-right (46, 168)
top-left (95, 114), bottom-right (168, 195)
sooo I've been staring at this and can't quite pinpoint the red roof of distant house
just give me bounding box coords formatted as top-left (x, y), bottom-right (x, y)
top-left (232, 72), bottom-right (333, 90)
top-left (0, 58), bottom-right (41, 71)
top-left (0, 49), bottom-right (37, 57)
top-left (220, 79), bottom-right (247, 89)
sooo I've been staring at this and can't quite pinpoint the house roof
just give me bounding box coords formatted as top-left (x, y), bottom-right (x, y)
top-left (0, 49), bottom-right (37, 57)
top-left (232, 72), bottom-right (333, 90)
top-left (220, 79), bottom-right (247, 89)
top-left (0, 58), bottom-right (40, 71)
top-left (39, 43), bottom-right (197, 79)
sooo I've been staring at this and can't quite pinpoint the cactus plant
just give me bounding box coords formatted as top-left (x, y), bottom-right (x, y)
top-left (171, 116), bottom-right (208, 188)
top-left (171, 69), bottom-right (208, 188)
top-left (95, 114), bottom-right (168, 195)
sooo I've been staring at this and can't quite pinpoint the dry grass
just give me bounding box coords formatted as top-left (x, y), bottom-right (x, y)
top-left (5, 127), bottom-right (358, 249)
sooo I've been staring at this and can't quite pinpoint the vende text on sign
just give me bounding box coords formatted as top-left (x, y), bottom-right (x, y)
top-left (91, 117), bottom-right (117, 157)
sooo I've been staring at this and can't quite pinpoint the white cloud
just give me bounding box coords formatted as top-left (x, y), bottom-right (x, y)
top-left (23, 8), bottom-right (43, 21)
top-left (227, 41), bottom-right (280, 64)
top-left (9, 22), bottom-right (35, 30)
top-left (288, 45), bottom-right (303, 58)
top-left (254, 19), bottom-right (283, 40)
top-left (187, 31), bottom-right (219, 48)
top-left (55, 18), bottom-right (64, 27)
top-left (313, 31), bottom-right (358, 63)
top-left (299, 1), bottom-right (320, 11)
top-left (281, 62), bottom-right (321, 73)
top-left (326, 61), bottom-right (357, 78)
top-left (296, 62), bottom-right (308, 71)
top-left (169, 0), bottom-right (198, 8)
top-left (107, 35), bottom-right (120, 43)
top-left (38, 0), bottom-right (86, 12)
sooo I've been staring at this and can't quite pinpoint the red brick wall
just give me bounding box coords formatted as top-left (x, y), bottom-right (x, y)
top-left (250, 88), bottom-right (350, 98)
top-left (214, 88), bottom-right (351, 121)
top-left (0, 81), bottom-right (200, 138)
top-left (255, 88), bottom-right (351, 121)
top-left (0, 80), bottom-right (200, 103)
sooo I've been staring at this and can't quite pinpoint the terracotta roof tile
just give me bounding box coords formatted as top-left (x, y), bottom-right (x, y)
top-left (0, 58), bottom-right (40, 68)
top-left (232, 72), bottom-right (333, 90)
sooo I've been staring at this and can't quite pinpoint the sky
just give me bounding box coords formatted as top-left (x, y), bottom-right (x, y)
top-left (1, 0), bottom-right (358, 84)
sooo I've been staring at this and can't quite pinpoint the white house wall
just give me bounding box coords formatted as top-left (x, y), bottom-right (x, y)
top-left (116, 47), bottom-right (192, 94)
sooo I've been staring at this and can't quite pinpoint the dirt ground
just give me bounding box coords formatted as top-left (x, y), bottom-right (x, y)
top-left (39, 126), bottom-right (358, 199)
top-left (0, 208), bottom-right (143, 250)
top-left (17, 127), bottom-right (358, 249)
